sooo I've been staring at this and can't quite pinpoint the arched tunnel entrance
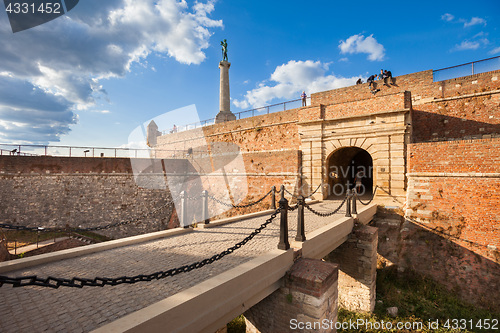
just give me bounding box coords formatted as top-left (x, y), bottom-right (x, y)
top-left (326, 147), bottom-right (373, 198)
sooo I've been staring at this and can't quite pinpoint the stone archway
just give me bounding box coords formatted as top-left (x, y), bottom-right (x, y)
top-left (326, 147), bottom-right (374, 198)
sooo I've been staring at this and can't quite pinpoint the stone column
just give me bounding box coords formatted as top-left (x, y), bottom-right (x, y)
top-left (325, 224), bottom-right (378, 312)
top-left (215, 61), bottom-right (236, 124)
top-left (244, 258), bottom-right (338, 333)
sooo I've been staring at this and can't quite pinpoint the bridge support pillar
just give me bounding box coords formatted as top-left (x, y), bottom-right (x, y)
top-left (244, 258), bottom-right (338, 333)
top-left (325, 223), bottom-right (378, 312)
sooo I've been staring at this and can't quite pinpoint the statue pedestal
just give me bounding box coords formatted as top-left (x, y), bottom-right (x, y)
top-left (216, 61), bottom-right (236, 124)
top-left (215, 111), bottom-right (236, 123)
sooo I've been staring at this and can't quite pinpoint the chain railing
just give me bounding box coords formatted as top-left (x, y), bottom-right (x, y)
top-left (0, 183), bottom-right (377, 289)
top-left (0, 208), bottom-right (280, 289)
top-left (356, 186), bottom-right (378, 206)
top-left (284, 183), bottom-right (322, 199)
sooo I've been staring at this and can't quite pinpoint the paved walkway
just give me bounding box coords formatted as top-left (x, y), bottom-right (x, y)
top-left (0, 201), bottom-right (347, 333)
top-left (8, 237), bottom-right (70, 255)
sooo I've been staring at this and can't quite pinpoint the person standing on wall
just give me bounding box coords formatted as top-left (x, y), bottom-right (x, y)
top-left (301, 91), bottom-right (307, 106)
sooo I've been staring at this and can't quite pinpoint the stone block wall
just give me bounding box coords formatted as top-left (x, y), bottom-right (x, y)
top-left (406, 138), bottom-right (500, 258)
top-left (0, 156), bottom-right (176, 239)
top-left (157, 108), bottom-right (301, 153)
top-left (244, 258), bottom-right (338, 333)
top-left (373, 137), bottom-right (500, 312)
top-left (324, 224), bottom-right (378, 312)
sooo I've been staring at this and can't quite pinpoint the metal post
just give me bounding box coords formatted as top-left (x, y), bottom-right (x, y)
top-left (345, 189), bottom-right (352, 217)
top-left (472, 62), bottom-right (474, 75)
top-left (278, 185), bottom-right (290, 250)
top-left (295, 195), bottom-right (306, 242)
top-left (202, 190), bottom-right (209, 224)
top-left (180, 191), bottom-right (189, 228)
top-left (352, 189), bottom-right (358, 215)
top-left (271, 186), bottom-right (276, 210)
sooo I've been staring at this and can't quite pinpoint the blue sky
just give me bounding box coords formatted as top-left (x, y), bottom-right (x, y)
top-left (0, 0), bottom-right (499, 149)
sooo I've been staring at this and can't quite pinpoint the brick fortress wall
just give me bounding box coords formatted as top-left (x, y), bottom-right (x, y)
top-left (0, 156), bottom-right (177, 239)
top-left (155, 109), bottom-right (303, 219)
top-left (309, 69), bottom-right (500, 311)
top-left (400, 138), bottom-right (500, 311)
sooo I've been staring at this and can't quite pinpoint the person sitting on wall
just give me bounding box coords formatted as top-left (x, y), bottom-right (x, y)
top-left (367, 74), bottom-right (379, 94)
top-left (384, 70), bottom-right (393, 85)
top-left (379, 69), bottom-right (386, 81)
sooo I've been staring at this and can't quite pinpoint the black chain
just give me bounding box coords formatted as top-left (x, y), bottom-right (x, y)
top-left (0, 200), bottom-right (174, 233)
top-left (0, 209), bottom-right (280, 289)
top-left (208, 190), bottom-right (272, 208)
top-left (287, 203), bottom-right (300, 211)
top-left (304, 197), bottom-right (347, 217)
top-left (357, 186), bottom-right (378, 206)
top-left (284, 183), bottom-right (322, 199)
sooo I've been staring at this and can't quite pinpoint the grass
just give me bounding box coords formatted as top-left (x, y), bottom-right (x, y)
top-left (338, 265), bottom-right (499, 332)
top-left (225, 265), bottom-right (499, 333)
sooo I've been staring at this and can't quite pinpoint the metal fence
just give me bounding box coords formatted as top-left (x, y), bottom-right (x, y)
top-left (433, 55), bottom-right (500, 82)
top-left (0, 144), bottom-right (183, 159)
top-left (162, 97), bottom-right (309, 135)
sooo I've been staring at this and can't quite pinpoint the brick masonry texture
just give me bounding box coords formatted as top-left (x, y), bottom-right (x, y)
top-left (151, 68), bottom-right (500, 313)
top-left (1, 66), bottom-right (500, 318)
top-left (0, 156), bottom-right (176, 239)
top-left (395, 137), bottom-right (500, 312)
top-left (325, 224), bottom-right (378, 312)
top-left (408, 138), bottom-right (500, 173)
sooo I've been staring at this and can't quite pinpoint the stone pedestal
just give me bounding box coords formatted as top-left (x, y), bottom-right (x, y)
top-left (325, 223), bottom-right (378, 312)
top-left (244, 258), bottom-right (338, 333)
top-left (215, 61), bottom-right (236, 124)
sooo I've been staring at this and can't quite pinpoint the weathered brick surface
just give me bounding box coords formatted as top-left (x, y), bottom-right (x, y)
top-left (245, 258), bottom-right (338, 333)
top-left (408, 138), bottom-right (500, 173)
top-left (0, 156), bottom-right (176, 239)
top-left (395, 137), bottom-right (500, 312)
top-left (324, 224), bottom-right (378, 312)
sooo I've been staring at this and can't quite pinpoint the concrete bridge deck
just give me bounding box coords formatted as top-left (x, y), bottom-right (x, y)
top-left (0, 200), bottom-right (375, 333)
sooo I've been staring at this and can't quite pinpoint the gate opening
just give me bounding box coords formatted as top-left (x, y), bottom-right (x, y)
top-left (326, 147), bottom-right (373, 198)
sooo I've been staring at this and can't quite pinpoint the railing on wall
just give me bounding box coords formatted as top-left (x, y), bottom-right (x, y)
top-left (0, 143), bottom-right (186, 159)
top-left (162, 97), bottom-right (310, 135)
top-left (433, 55), bottom-right (500, 82)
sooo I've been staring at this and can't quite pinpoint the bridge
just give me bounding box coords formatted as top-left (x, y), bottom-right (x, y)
top-left (0, 189), bottom-right (377, 333)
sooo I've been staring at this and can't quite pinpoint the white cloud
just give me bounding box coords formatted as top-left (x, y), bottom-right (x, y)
top-left (461, 17), bottom-right (487, 28)
top-left (233, 60), bottom-right (359, 109)
top-left (442, 13), bottom-right (487, 28)
top-left (452, 37), bottom-right (489, 52)
top-left (453, 41), bottom-right (481, 51)
top-left (489, 47), bottom-right (500, 55)
top-left (339, 34), bottom-right (385, 61)
top-left (441, 13), bottom-right (455, 22)
top-left (0, 0), bottom-right (223, 144)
